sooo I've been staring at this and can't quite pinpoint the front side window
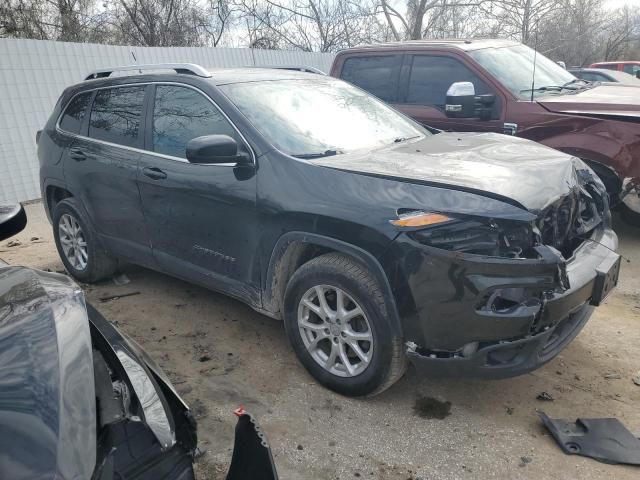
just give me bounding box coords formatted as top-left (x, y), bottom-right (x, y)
top-left (340, 55), bottom-right (402, 102)
top-left (623, 64), bottom-right (640, 75)
top-left (60, 92), bottom-right (92, 134)
top-left (152, 85), bottom-right (238, 159)
top-left (470, 45), bottom-right (577, 99)
top-left (89, 86), bottom-right (146, 147)
top-left (220, 77), bottom-right (426, 158)
top-left (406, 55), bottom-right (492, 107)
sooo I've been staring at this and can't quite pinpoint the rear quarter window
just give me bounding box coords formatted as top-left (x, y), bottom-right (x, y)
top-left (59, 92), bottom-right (92, 134)
top-left (88, 86), bottom-right (146, 148)
top-left (340, 55), bottom-right (402, 102)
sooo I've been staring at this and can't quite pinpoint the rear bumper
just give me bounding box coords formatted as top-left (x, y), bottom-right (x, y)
top-left (391, 227), bottom-right (619, 378)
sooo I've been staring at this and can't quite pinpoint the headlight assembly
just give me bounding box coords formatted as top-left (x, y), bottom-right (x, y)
top-left (401, 215), bottom-right (535, 258)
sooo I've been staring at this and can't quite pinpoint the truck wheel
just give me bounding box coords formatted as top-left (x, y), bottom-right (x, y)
top-left (283, 253), bottom-right (406, 397)
top-left (52, 198), bottom-right (117, 283)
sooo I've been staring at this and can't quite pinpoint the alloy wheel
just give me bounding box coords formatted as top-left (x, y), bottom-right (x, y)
top-left (297, 285), bottom-right (374, 377)
top-left (58, 213), bottom-right (88, 271)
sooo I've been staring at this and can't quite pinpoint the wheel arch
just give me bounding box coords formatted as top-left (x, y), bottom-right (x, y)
top-left (262, 232), bottom-right (403, 338)
top-left (44, 180), bottom-right (74, 222)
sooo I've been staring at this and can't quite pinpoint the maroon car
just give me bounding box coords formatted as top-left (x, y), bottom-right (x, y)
top-left (330, 39), bottom-right (640, 225)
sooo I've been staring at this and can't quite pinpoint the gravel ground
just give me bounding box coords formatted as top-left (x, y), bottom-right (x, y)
top-left (2, 201), bottom-right (640, 480)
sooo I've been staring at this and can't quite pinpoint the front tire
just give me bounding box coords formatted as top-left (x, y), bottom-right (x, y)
top-left (52, 198), bottom-right (117, 283)
top-left (283, 253), bottom-right (406, 397)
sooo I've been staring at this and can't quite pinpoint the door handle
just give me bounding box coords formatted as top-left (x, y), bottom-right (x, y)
top-left (69, 148), bottom-right (86, 161)
top-left (142, 167), bottom-right (168, 180)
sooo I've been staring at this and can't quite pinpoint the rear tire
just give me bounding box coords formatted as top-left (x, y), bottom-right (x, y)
top-left (283, 252), bottom-right (406, 397)
top-left (52, 198), bottom-right (117, 283)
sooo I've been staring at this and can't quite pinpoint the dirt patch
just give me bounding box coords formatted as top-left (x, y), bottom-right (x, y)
top-left (4, 202), bottom-right (640, 480)
top-left (413, 396), bottom-right (452, 419)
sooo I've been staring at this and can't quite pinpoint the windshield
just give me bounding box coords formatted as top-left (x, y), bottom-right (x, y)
top-left (470, 44), bottom-right (578, 99)
top-left (219, 77), bottom-right (426, 157)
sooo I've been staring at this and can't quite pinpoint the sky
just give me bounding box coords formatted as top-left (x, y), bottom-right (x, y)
top-left (606, 0), bottom-right (640, 7)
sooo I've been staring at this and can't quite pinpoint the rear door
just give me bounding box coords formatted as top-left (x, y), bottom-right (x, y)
top-left (137, 84), bottom-right (259, 302)
top-left (394, 54), bottom-right (505, 133)
top-left (339, 54), bottom-right (403, 106)
top-left (62, 84), bottom-right (153, 265)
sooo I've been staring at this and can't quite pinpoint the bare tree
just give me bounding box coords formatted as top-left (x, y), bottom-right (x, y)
top-left (377, 0), bottom-right (491, 40)
top-left (235, 0), bottom-right (387, 52)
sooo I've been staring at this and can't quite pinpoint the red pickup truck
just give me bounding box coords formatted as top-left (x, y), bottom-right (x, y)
top-left (590, 61), bottom-right (640, 79)
top-left (330, 39), bottom-right (640, 225)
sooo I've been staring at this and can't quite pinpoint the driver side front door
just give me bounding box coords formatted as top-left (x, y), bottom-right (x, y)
top-left (137, 84), bottom-right (260, 303)
top-left (395, 54), bottom-right (506, 133)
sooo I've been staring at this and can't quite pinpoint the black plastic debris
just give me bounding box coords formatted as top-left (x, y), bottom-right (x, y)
top-left (539, 411), bottom-right (640, 465)
top-left (226, 407), bottom-right (279, 480)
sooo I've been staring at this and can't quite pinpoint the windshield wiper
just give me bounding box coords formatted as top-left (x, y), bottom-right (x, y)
top-left (562, 78), bottom-right (590, 88)
top-left (521, 80), bottom-right (590, 95)
top-left (292, 149), bottom-right (341, 159)
top-left (520, 85), bottom-right (564, 94)
top-left (393, 135), bottom-right (421, 143)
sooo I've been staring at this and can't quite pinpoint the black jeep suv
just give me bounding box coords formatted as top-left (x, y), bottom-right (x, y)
top-left (38, 64), bottom-right (620, 397)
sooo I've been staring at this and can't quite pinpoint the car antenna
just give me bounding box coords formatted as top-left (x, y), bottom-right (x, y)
top-left (131, 51), bottom-right (142, 75)
top-left (530, 27), bottom-right (539, 103)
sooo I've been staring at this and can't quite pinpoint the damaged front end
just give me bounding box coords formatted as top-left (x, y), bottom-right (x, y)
top-left (387, 160), bottom-right (620, 378)
top-left (88, 304), bottom-right (198, 480)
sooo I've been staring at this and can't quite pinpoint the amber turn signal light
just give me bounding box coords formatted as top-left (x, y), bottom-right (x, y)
top-left (390, 212), bottom-right (452, 228)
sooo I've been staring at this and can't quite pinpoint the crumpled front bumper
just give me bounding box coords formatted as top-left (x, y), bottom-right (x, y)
top-left (394, 227), bottom-right (620, 378)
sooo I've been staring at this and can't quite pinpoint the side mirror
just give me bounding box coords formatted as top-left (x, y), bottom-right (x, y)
top-left (636, 71), bottom-right (640, 79)
top-left (556, 61), bottom-right (567, 69)
top-left (0, 204), bottom-right (27, 242)
top-left (186, 135), bottom-right (248, 165)
top-left (445, 82), bottom-right (476, 118)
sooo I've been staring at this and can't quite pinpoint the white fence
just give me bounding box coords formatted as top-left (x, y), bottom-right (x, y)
top-left (0, 38), bottom-right (335, 203)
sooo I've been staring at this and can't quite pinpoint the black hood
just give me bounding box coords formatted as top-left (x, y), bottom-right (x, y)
top-left (312, 132), bottom-right (587, 213)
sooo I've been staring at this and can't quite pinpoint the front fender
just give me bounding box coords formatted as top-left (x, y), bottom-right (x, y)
top-left (262, 231), bottom-right (404, 338)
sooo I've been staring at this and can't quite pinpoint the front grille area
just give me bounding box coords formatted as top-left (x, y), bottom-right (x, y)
top-left (536, 184), bottom-right (603, 258)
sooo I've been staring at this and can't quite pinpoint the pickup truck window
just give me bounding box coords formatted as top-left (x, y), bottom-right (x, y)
top-left (406, 55), bottom-right (491, 107)
top-left (470, 45), bottom-right (575, 99)
top-left (340, 55), bottom-right (402, 102)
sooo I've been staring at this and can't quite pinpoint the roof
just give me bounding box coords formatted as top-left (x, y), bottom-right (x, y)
top-left (79, 65), bottom-right (322, 88)
top-left (206, 67), bottom-right (321, 85)
top-left (338, 38), bottom-right (521, 54)
top-left (591, 61), bottom-right (640, 65)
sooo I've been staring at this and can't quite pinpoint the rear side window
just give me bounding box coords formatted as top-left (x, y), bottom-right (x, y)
top-left (152, 85), bottom-right (238, 159)
top-left (406, 55), bottom-right (491, 107)
top-left (89, 86), bottom-right (146, 147)
top-left (59, 92), bottom-right (92, 134)
top-left (340, 55), bottom-right (402, 102)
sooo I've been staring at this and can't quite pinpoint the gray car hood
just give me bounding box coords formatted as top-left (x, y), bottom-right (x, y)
top-left (311, 132), bottom-right (584, 212)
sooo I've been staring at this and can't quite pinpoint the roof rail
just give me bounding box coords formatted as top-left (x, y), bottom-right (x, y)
top-left (254, 65), bottom-right (326, 75)
top-left (85, 63), bottom-right (211, 80)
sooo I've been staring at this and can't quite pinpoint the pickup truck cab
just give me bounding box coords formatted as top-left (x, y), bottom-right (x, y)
top-left (590, 60), bottom-right (640, 78)
top-left (330, 39), bottom-right (640, 225)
